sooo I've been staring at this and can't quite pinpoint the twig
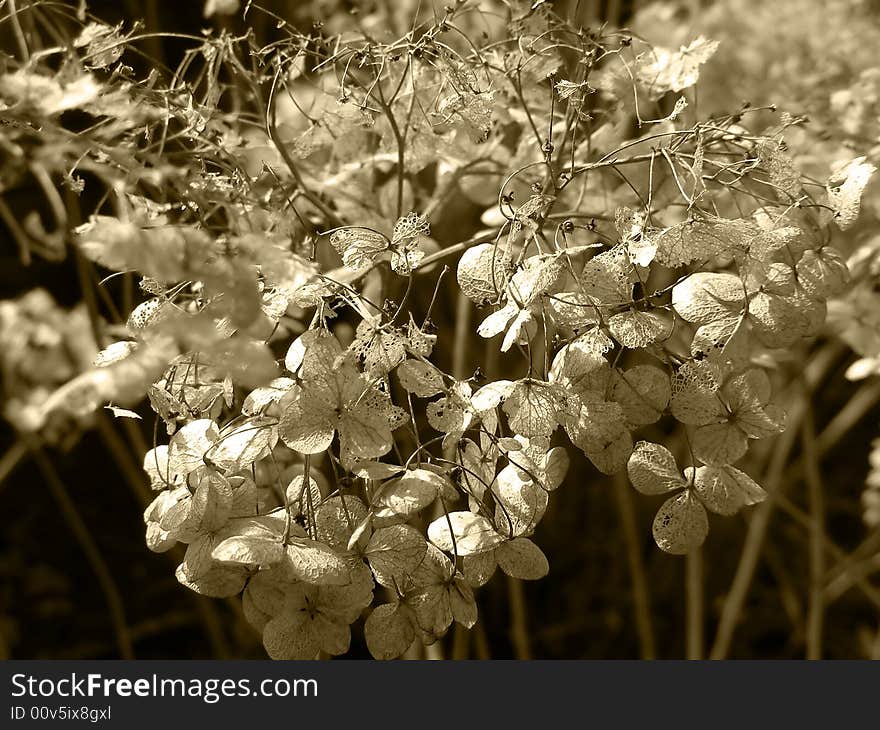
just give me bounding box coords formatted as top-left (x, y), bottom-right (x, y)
top-left (266, 68), bottom-right (344, 231)
top-left (824, 555), bottom-right (880, 608)
top-left (66, 189), bottom-right (105, 347)
top-left (824, 528), bottom-right (880, 589)
top-left (803, 406), bottom-right (825, 660)
top-left (322, 230), bottom-right (500, 288)
top-left (708, 469), bottom-right (782, 659)
top-left (613, 470), bottom-right (656, 659)
top-left (52, 610), bottom-right (196, 659)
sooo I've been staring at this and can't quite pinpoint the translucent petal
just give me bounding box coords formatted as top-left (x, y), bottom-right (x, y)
top-left (496, 538), bottom-right (549, 580)
top-left (652, 490), bottom-right (708, 555)
top-left (365, 603), bottom-right (417, 660)
top-left (608, 309), bottom-right (672, 349)
top-left (427, 512), bottom-right (504, 556)
top-left (672, 272), bottom-right (745, 325)
top-left (278, 388), bottom-right (336, 454)
top-left (611, 365), bottom-right (671, 426)
top-left (457, 243), bottom-right (513, 304)
top-left (329, 228), bottom-right (389, 270)
top-left (692, 464), bottom-right (767, 516)
top-left (692, 422), bottom-right (748, 465)
top-left (627, 441), bottom-right (687, 495)
top-left (365, 524), bottom-right (428, 589)
top-left (262, 611), bottom-right (320, 660)
top-left (493, 464), bottom-right (548, 538)
top-left (502, 379), bottom-right (564, 440)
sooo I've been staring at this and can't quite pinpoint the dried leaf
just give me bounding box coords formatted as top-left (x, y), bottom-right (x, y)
top-left (692, 464), bottom-right (767, 516)
top-left (281, 539), bottom-right (350, 585)
top-left (672, 272), bottom-right (745, 324)
top-left (627, 441), bottom-right (687, 495)
top-left (608, 309), bottom-right (672, 349)
top-left (397, 359), bottom-right (445, 397)
top-left (827, 157), bottom-right (876, 229)
top-left (365, 524), bottom-right (428, 588)
top-left (427, 512), bottom-right (504, 556)
top-left (374, 469), bottom-right (444, 518)
top-left (364, 603), bottom-right (416, 660)
top-left (457, 242), bottom-right (513, 304)
top-left (496, 538), bottom-right (549, 580)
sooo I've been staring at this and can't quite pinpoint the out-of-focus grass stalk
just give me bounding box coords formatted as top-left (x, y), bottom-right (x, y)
top-left (802, 407), bottom-right (825, 659)
top-left (506, 574), bottom-right (532, 659)
top-left (0, 440), bottom-right (27, 493)
top-left (710, 432), bottom-right (795, 659)
top-left (771, 493), bottom-right (880, 610)
top-left (783, 379), bottom-right (880, 484)
top-left (710, 342), bottom-right (841, 659)
top-left (613, 470), bottom-right (656, 659)
top-left (686, 548), bottom-right (703, 659)
top-left (451, 624), bottom-right (470, 659)
top-left (7, 0), bottom-right (30, 63)
top-left (473, 621), bottom-right (491, 659)
top-left (452, 291), bottom-right (471, 381)
top-left (816, 379), bottom-right (880, 453)
top-left (825, 529), bottom-right (880, 592)
top-left (0, 196), bottom-right (32, 265)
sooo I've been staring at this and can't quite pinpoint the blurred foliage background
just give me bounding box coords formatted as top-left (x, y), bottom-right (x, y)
top-left (2, 0), bottom-right (880, 660)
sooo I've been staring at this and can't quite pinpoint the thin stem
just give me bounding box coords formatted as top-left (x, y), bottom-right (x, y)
top-left (709, 344), bottom-right (840, 659)
top-left (506, 574), bottom-right (532, 659)
top-left (816, 379), bottom-right (880, 456)
top-left (0, 195), bottom-right (32, 265)
top-left (0, 439), bottom-right (27, 494)
top-left (7, 0), bottom-right (30, 63)
top-left (451, 623), bottom-right (470, 660)
top-left (771, 494), bottom-right (880, 612)
top-left (685, 547), bottom-right (703, 659)
top-left (613, 470), bottom-right (656, 659)
top-left (452, 291), bottom-right (471, 381)
top-left (783, 378), bottom-right (880, 485)
top-left (708, 480), bottom-right (779, 660)
top-left (803, 406), bottom-right (825, 660)
top-left (473, 620), bottom-right (491, 659)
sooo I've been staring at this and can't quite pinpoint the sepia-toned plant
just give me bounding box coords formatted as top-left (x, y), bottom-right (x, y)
top-left (2, 0), bottom-right (876, 659)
